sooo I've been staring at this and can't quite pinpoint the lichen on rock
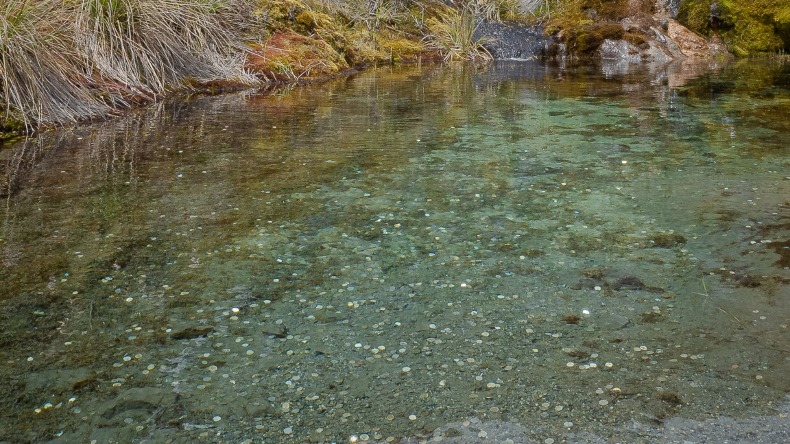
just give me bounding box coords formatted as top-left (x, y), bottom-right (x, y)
top-left (543, 0), bottom-right (735, 62)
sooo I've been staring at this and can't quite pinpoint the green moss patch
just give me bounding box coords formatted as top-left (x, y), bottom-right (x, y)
top-left (678, 0), bottom-right (790, 55)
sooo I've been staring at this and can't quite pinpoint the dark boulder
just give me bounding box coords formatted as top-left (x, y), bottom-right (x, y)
top-left (474, 20), bottom-right (551, 60)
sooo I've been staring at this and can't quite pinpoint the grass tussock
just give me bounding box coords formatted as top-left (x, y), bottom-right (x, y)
top-left (1, 0), bottom-right (256, 128)
top-left (462, 0), bottom-right (524, 22)
top-left (426, 6), bottom-right (492, 62)
top-left (74, 0), bottom-right (254, 97)
top-left (0, 1), bottom-right (108, 126)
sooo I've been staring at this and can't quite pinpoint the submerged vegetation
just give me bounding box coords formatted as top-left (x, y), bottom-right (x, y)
top-left (0, 0), bottom-right (788, 135)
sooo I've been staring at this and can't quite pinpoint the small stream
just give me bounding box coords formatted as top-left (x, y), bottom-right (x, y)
top-left (1, 59), bottom-right (788, 443)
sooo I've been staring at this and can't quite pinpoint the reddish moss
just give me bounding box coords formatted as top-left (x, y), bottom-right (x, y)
top-left (245, 31), bottom-right (350, 82)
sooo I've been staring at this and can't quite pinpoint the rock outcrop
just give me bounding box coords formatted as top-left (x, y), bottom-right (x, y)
top-left (477, 0), bottom-right (732, 63)
top-left (598, 16), bottom-right (731, 63)
top-left (474, 21), bottom-right (552, 60)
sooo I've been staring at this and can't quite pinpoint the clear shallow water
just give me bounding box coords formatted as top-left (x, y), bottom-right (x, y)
top-left (0, 59), bottom-right (788, 443)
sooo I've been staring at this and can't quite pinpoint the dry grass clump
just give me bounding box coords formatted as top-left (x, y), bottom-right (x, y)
top-left (0, 0), bottom-right (256, 128)
top-left (0, 1), bottom-right (108, 126)
top-left (73, 0), bottom-right (254, 98)
top-left (426, 6), bottom-right (492, 62)
top-left (462, 0), bottom-right (523, 22)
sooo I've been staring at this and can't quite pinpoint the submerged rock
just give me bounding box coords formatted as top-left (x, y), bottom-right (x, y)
top-left (611, 276), bottom-right (665, 293)
top-left (612, 276), bottom-right (648, 291)
top-left (98, 387), bottom-right (177, 424)
top-left (170, 325), bottom-right (215, 340)
top-left (649, 232), bottom-right (687, 248)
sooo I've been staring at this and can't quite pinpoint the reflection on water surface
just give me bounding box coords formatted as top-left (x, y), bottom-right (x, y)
top-left (1, 60), bottom-right (788, 443)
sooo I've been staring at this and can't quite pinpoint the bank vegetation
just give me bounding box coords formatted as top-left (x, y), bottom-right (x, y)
top-left (0, 0), bottom-right (788, 139)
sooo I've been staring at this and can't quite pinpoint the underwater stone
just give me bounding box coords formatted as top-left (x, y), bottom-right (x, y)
top-left (597, 313), bottom-right (633, 331)
top-left (612, 276), bottom-right (647, 291)
top-left (649, 233), bottom-right (687, 248)
top-left (171, 325), bottom-right (215, 340)
top-left (572, 278), bottom-right (600, 290)
top-left (99, 387), bottom-right (177, 421)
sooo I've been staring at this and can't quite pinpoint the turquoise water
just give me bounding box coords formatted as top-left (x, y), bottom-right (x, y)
top-left (0, 59), bottom-right (788, 443)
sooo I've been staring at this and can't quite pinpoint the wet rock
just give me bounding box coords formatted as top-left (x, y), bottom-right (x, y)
top-left (735, 275), bottom-right (761, 288)
top-left (261, 323), bottom-right (289, 338)
top-left (612, 276), bottom-right (665, 293)
top-left (474, 21), bottom-right (551, 60)
top-left (656, 391), bottom-right (684, 405)
top-left (25, 367), bottom-right (91, 393)
top-left (641, 312), bottom-right (663, 323)
top-left (244, 402), bottom-right (279, 418)
top-left (767, 240), bottom-right (790, 268)
top-left (599, 39), bottom-right (650, 67)
top-left (613, 276), bottom-right (647, 291)
top-left (542, 0), bottom-right (733, 64)
top-left (170, 325), bottom-right (215, 340)
top-left (566, 22), bottom-right (627, 56)
top-left (597, 313), bottom-right (633, 330)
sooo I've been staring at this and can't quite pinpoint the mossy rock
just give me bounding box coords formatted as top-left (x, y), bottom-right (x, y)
top-left (577, 0), bottom-right (631, 21)
top-left (545, 0), bottom-right (656, 56)
top-left (564, 22), bottom-right (625, 55)
top-left (0, 111), bottom-right (25, 145)
top-left (678, 0), bottom-right (790, 55)
top-left (624, 31), bottom-right (649, 48)
top-left (547, 0), bottom-right (650, 31)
